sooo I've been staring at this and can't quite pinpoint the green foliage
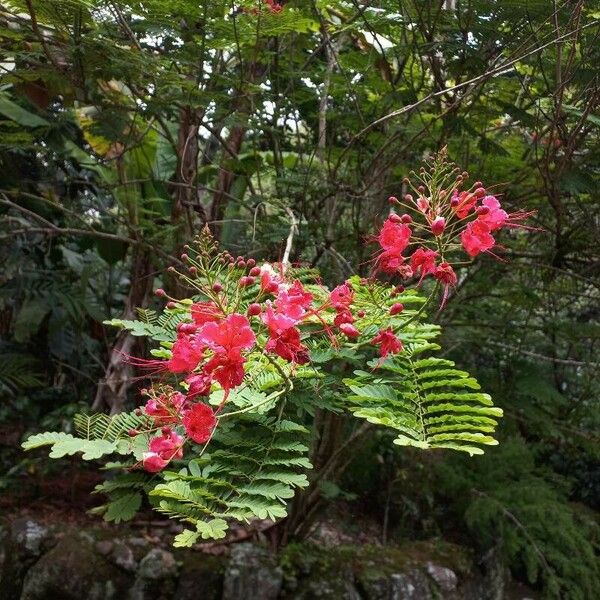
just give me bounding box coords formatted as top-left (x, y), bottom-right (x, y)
top-left (436, 437), bottom-right (600, 600)
top-left (150, 415), bottom-right (311, 545)
top-left (344, 349), bottom-right (502, 456)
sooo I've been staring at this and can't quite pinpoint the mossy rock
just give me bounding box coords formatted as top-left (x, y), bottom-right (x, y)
top-left (20, 533), bottom-right (131, 600)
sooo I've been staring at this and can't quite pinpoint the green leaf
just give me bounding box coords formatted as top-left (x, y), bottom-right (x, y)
top-left (103, 492), bottom-right (142, 523)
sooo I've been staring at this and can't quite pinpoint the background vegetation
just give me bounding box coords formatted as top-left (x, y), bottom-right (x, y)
top-left (0, 1), bottom-right (598, 598)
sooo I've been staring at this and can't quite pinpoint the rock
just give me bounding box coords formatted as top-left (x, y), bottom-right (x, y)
top-left (20, 533), bottom-right (131, 600)
top-left (0, 519), bottom-right (52, 600)
top-left (11, 519), bottom-right (49, 557)
top-left (390, 571), bottom-right (432, 600)
top-left (128, 548), bottom-right (178, 600)
top-left (111, 541), bottom-right (137, 573)
top-left (175, 553), bottom-right (226, 600)
top-left (223, 543), bottom-right (283, 600)
top-left (426, 562), bottom-right (458, 592)
top-left (137, 548), bottom-right (177, 580)
top-left (96, 540), bottom-right (114, 556)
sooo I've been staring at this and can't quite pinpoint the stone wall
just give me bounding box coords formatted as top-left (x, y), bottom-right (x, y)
top-left (0, 518), bottom-right (518, 600)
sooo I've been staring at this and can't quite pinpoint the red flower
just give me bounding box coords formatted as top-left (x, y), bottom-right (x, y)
top-left (204, 350), bottom-right (246, 392)
top-left (198, 313), bottom-right (256, 353)
top-left (183, 403), bottom-right (216, 444)
top-left (451, 190), bottom-right (478, 219)
top-left (334, 309), bottom-right (354, 327)
top-left (266, 327), bottom-right (309, 364)
top-left (433, 262), bottom-right (458, 308)
top-left (143, 430), bottom-right (183, 473)
top-left (144, 391), bottom-right (187, 425)
top-left (371, 328), bottom-right (403, 357)
top-left (191, 302), bottom-right (221, 326)
top-left (460, 220), bottom-right (496, 257)
top-left (410, 248), bottom-right (438, 283)
top-left (167, 334), bottom-right (203, 373)
top-left (377, 251), bottom-right (407, 274)
top-left (378, 217), bottom-right (412, 255)
top-left (375, 217), bottom-right (412, 274)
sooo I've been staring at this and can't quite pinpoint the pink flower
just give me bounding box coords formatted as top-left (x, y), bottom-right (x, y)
top-left (460, 220), bottom-right (496, 257)
top-left (410, 247), bottom-right (438, 283)
top-left (274, 280), bottom-right (313, 321)
top-left (266, 327), bottom-right (309, 364)
top-left (167, 334), bottom-right (203, 373)
top-left (477, 196), bottom-right (508, 231)
top-left (186, 373), bottom-right (212, 398)
top-left (262, 302), bottom-right (297, 335)
top-left (416, 196), bottom-right (430, 214)
top-left (197, 313), bottom-right (256, 353)
top-left (183, 403), bottom-right (216, 444)
top-left (260, 264), bottom-right (283, 294)
top-left (144, 392), bottom-right (187, 425)
top-left (330, 283), bottom-right (353, 310)
top-left (371, 328), bottom-right (403, 357)
top-left (143, 430), bottom-right (184, 473)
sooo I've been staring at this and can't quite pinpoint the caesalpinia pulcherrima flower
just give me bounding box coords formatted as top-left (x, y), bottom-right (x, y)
top-left (125, 152), bottom-right (529, 473)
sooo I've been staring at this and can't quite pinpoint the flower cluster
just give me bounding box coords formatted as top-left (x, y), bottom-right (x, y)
top-left (243, 0), bottom-right (283, 15)
top-left (127, 156), bottom-right (528, 473)
top-left (375, 154), bottom-right (530, 305)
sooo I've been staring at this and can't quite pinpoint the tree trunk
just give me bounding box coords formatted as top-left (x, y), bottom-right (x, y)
top-left (92, 246), bottom-right (154, 414)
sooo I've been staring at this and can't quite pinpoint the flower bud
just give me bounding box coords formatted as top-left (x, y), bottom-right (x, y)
top-left (249, 266), bottom-right (261, 276)
top-left (401, 214), bottom-right (412, 224)
top-left (248, 303), bottom-right (262, 316)
top-left (134, 408), bottom-right (142, 416)
top-left (404, 193), bottom-right (413, 203)
top-left (476, 205), bottom-right (490, 215)
top-left (166, 301), bottom-right (177, 309)
top-left (418, 185), bottom-right (425, 193)
top-left (473, 181), bottom-right (482, 188)
top-left (389, 213), bottom-right (402, 223)
top-left (450, 197), bottom-right (459, 207)
top-left (181, 253), bottom-right (189, 262)
top-left (189, 266), bottom-right (197, 275)
top-left (357, 310), bottom-right (366, 318)
top-left (237, 259), bottom-right (246, 268)
top-left (178, 323), bottom-right (197, 334)
top-left (339, 323), bottom-right (360, 339)
top-left (390, 303), bottom-right (404, 315)
top-left (239, 276), bottom-right (251, 287)
top-left (212, 282), bottom-right (223, 292)
top-left (474, 187), bottom-right (486, 198)
top-left (161, 426), bottom-right (172, 435)
top-left (247, 258), bottom-right (256, 267)
top-left (388, 196), bottom-right (398, 204)
top-left (155, 288), bottom-right (166, 297)
top-left (431, 216), bottom-right (446, 236)
top-left (128, 429), bottom-right (139, 437)
top-left (392, 285), bottom-right (405, 295)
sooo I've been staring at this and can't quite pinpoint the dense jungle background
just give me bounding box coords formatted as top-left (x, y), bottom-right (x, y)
top-left (0, 1), bottom-right (599, 599)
